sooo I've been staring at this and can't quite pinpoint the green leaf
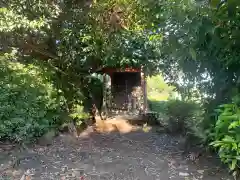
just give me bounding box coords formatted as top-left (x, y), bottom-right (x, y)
top-left (189, 48), bottom-right (196, 60)
top-left (230, 159), bottom-right (237, 170)
top-left (229, 121), bottom-right (240, 129)
top-left (210, 0), bottom-right (221, 8)
top-left (228, 0), bottom-right (237, 17)
top-left (222, 135), bottom-right (235, 143)
top-left (210, 140), bottom-right (223, 147)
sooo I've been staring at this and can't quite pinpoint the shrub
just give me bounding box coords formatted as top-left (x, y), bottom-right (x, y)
top-left (148, 100), bottom-right (168, 113)
top-left (69, 104), bottom-right (90, 127)
top-left (184, 106), bottom-right (209, 146)
top-left (147, 100), bottom-right (169, 126)
top-left (148, 99), bottom-right (204, 135)
top-left (210, 101), bottom-right (240, 174)
top-left (0, 57), bottom-right (65, 142)
top-left (164, 100), bottom-right (199, 134)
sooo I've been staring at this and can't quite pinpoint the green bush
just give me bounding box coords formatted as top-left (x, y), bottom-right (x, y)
top-left (164, 100), bottom-right (199, 134)
top-left (148, 99), bottom-right (203, 134)
top-left (69, 104), bottom-right (90, 126)
top-left (147, 100), bottom-right (169, 125)
top-left (0, 57), bottom-right (65, 142)
top-left (148, 100), bottom-right (168, 113)
top-left (163, 100), bottom-right (195, 133)
top-left (210, 102), bottom-right (240, 173)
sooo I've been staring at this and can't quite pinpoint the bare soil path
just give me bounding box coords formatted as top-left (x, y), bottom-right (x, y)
top-left (0, 118), bottom-right (234, 180)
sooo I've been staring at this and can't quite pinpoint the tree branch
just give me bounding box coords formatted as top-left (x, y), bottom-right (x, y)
top-left (25, 43), bottom-right (58, 59)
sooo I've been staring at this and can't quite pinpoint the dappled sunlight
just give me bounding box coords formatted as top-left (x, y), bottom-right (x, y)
top-left (67, 116), bottom-right (151, 140)
top-left (0, 118), bottom-right (233, 180)
top-left (76, 116), bottom-right (144, 139)
top-left (94, 116), bottom-right (140, 134)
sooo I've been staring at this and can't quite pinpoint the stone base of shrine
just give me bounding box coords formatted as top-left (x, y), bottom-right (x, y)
top-left (106, 110), bottom-right (160, 126)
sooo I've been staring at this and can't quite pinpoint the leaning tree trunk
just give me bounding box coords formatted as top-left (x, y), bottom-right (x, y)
top-left (88, 79), bottom-right (104, 121)
top-left (91, 95), bottom-right (104, 121)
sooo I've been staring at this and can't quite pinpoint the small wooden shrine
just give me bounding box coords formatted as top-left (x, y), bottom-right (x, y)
top-left (99, 66), bottom-right (147, 114)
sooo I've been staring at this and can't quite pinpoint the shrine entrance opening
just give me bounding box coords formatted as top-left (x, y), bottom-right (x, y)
top-left (99, 67), bottom-right (147, 115)
top-left (111, 72), bottom-right (141, 111)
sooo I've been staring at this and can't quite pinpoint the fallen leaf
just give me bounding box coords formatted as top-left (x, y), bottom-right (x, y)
top-left (197, 170), bottom-right (204, 174)
top-left (26, 175), bottom-right (31, 180)
top-left (179, 172), bottom-right (189, 176)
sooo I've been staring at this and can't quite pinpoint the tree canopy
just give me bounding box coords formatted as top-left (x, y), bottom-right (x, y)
top-left (2, 0), bottom-right (240, 107)
top-left (0, 0), bottom-right (161, 74)
top-left (148, 0), bottom-right (240, 105)
top-left (0, 0), bottom-right (165, 112)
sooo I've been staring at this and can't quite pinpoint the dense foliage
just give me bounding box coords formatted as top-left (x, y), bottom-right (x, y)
top-left (0, 56), bottom-right (65, 142)
top-left (0, 0), bottom-right (162, 117)
top-left (1, 0), bottom-right (240, 174)
top-left (210, 97), bottom-right (240, 174)
top-left (152, 0), bottom-right (240, 108)
top-left (148, 99), bottom-right (201, 135)
top-left (0, 0), bottom-right (160, 72)
top-left (145, 0), bottom-right (240, 174)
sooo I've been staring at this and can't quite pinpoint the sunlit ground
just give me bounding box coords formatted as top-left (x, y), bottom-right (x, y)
top-left (93, 116), bottom-right (152, 134)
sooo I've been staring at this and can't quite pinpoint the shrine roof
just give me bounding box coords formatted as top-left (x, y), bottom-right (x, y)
top-left (98, 67), bottom-right (141, 74)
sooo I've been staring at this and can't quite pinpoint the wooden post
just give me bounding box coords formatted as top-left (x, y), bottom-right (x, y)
top-left (102, 74), bottom-right (107, 118)
top-left (141, 68), bottom-right (148, 113)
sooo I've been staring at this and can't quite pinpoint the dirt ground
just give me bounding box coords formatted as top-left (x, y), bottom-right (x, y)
top-left (0, 118), bottom-right (234, 180)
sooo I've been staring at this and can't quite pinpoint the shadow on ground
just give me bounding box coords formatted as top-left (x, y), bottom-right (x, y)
top-left (0, 117), bottom-right (233, 180)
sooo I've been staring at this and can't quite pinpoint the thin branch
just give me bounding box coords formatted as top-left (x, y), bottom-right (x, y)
top-left (25, 43), bottom-right (58, 59)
